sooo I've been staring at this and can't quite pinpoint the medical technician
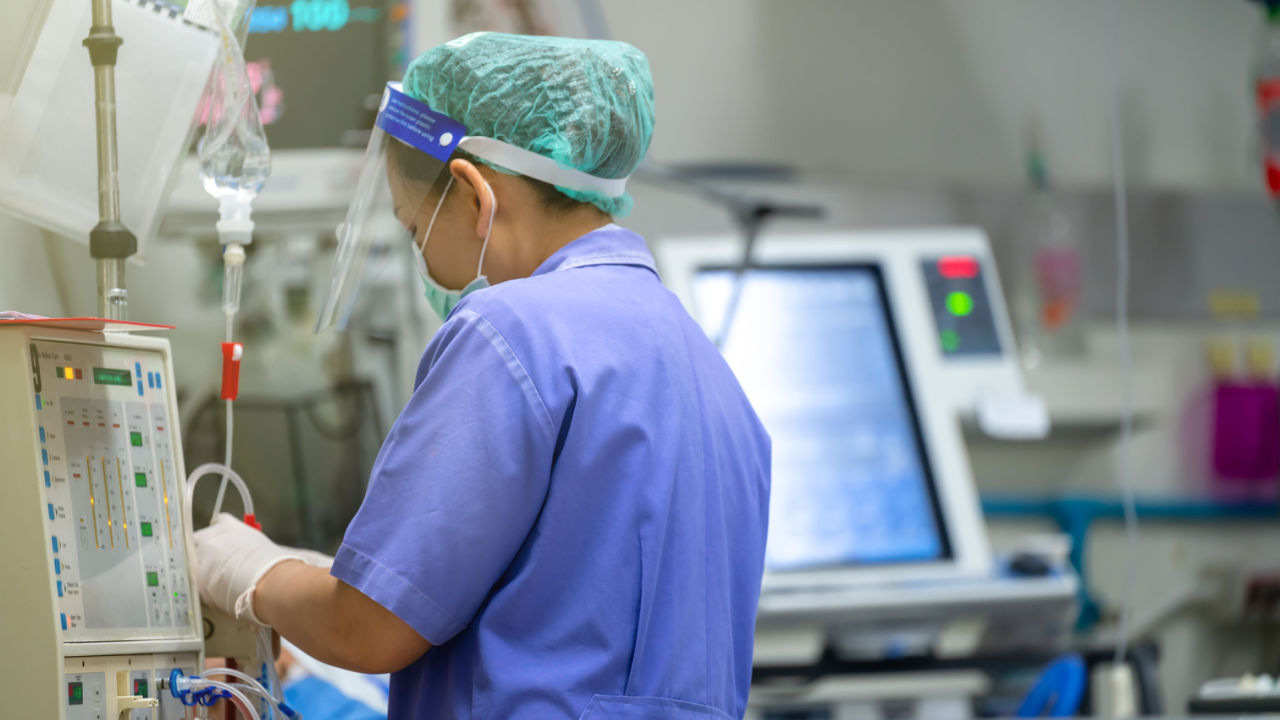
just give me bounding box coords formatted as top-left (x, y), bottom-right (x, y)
top-left (193, 32), bottom-right (772, 719)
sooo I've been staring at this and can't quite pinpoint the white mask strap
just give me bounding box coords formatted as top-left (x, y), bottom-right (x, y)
top-left (417, 176), bottom-right (455, 258)
top-left (476, 181), bottom-right (497, 278)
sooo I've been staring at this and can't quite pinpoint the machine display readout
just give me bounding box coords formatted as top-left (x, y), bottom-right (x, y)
top-left (31, 340), bottom-right (195, 643)
top-left (91, 367), bottom-right (132, 386)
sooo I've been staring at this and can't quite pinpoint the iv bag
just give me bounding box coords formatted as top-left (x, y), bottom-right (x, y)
top-left (196, 0), bottom-right (271, 202)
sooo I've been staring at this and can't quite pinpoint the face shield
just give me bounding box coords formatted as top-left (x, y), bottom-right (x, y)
top-left (314, 82), bottom-right (465, 331)
top-left (314, 82), bottom-right (632, 332)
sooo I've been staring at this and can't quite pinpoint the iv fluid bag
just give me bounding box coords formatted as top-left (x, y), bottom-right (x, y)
top-left (196, 0), bottom-right (270, 201)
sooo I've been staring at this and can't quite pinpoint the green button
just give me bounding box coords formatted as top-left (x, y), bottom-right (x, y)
top-left (146, 571), bottom-right (159, 587)
top-left (946, 291), bottom-right (974, 317)
top-left (941, 329), bottom-right (961, 352)
top-left (130, 432), bottom-right (143, 447)
top-left (134, 472), bottom-right (146, 487)
top-left (140, 522), bottom-right (153, 538)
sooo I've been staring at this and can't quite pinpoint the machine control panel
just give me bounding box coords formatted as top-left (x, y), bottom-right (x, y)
top-left (31, 339), bottom-right (196, 643)
top-left (920, 255), bottom-right (1004, 358)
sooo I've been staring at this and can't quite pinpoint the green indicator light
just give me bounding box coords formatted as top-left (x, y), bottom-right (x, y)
top-left (140, 522), bottom-right (153, 538)
top-left (134, 679), bottom-right (148, 698)
top-left (134, 472), bottom-right (147, 487)
top-left (146, 571), bottom-right (159, 587)
top-left (946, 291), bottom-right (974, 317)
top-left (941, 330), bottom-right (961, 352)
top-left (130, 432), bottom-right (143, 447)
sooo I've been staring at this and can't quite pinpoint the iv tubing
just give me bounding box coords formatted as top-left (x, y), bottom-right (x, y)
top-left (213, 243), bottom-right (245, 518)
top-left (186, 462), bottom-right (254, 526)
top-left (196, 668), bottom-right (290, 718)
top-left (194, 679), bottom-right (260, 720)
top-left (227, 683), bottom-right (290, 719)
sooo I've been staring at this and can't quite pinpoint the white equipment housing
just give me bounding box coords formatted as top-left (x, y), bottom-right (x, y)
top-left (652, 228), bottom-right (1075, 670)
top-left (0, 320), bottom-right (203, 719)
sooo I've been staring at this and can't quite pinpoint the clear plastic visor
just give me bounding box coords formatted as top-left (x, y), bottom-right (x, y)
top-left (314, 82), bottom-right (464, 332)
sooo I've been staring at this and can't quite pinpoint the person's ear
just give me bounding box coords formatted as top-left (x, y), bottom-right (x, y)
top-left (449, 158), bottom-right (496, 238)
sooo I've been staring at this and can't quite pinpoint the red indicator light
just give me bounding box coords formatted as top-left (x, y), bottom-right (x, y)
top-left (938, 255), bottom-right (980, 279)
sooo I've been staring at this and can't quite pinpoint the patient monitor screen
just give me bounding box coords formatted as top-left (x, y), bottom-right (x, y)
top-left (693, 266), bottom-right (950, 571)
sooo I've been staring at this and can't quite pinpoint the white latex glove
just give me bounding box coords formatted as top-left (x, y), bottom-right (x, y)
top-left (193, 513), bottom-right (305, 626)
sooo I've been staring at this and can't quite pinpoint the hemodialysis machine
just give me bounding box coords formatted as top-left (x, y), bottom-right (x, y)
top-left (0, 320), bottom-right (202, 719)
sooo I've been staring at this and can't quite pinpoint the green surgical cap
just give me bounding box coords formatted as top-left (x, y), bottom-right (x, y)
top-left (403, 32), bottom-right (655, 217)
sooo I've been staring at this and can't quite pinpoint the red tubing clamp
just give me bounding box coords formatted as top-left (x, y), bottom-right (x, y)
top-left (220, 342), bottom-right (243, 401)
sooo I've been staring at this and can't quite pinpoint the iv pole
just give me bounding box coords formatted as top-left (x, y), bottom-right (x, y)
top-left (83, 0), bottom-right (136, 320)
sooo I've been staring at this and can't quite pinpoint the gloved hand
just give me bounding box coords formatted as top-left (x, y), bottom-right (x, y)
top-left (193, 513), bottom-right (306, 626)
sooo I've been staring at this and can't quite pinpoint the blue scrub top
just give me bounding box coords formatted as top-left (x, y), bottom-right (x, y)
top-left (332, 224), bottom-right (771, 719)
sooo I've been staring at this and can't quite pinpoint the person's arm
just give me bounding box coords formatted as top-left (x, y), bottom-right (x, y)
top-left (253, 560), bottom-right (432, 674)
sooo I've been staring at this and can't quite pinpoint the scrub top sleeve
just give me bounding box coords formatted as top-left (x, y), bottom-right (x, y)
top-left (332, 309), bottom-right (557, 645)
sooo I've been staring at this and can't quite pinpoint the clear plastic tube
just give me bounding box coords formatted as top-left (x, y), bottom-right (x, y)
top-left (203, 680), bottom-right (260, 720)
top-left (257, 626), bottom-right (284, 703)
top-left (194, 667), bottom-right (267, 693)
top-left (185, 462), bottom-right (254, 526)
top-left (197, 667), bottom-right (290, 719)
top-left (174, 676), bottom-right (261, 720)
top-left (228, 683), bottom-right (290, 719)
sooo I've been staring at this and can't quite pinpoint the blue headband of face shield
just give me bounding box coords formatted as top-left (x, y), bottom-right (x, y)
top-left (314, 82), bottom-right (630, 332)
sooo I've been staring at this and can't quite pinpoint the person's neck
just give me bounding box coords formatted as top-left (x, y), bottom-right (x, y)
top-left (513, 211), bottom-right (612, 277)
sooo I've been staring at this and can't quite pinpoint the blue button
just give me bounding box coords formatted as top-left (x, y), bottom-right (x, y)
top-left (35, 394), bottom-right (41, 410)
top-left (136, 381), bottom-right (144, 396)
top-left (51, 536), bottom-right (58, 553)
top-left (39, 427), bottom-right (45, 443)
top-left (147, 373), bottom-right (154, 389)
top-left (44, 471), bottom-right (51, 487)
top-left (54, 558), bottom-right (61, 575)
top-left (155, 373), bottom-right (162, 389)
top-left (60, 613), bottom-right (67, 631)
top-left (57, 581), bottom-right (63, 598)
top-left (135, 362), bottom-right (142, 378)
top-left (41, 449), bottom-right (48, 465)
top-left (47, 504), bottom-right (54, 520)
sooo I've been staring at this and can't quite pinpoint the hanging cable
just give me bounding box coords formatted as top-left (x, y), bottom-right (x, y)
top-left (1111, 95), bottom-right (1140, 668)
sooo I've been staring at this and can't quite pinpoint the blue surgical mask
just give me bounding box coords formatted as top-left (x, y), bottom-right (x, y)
top-left (413, 176), bottom-right (496, 320)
